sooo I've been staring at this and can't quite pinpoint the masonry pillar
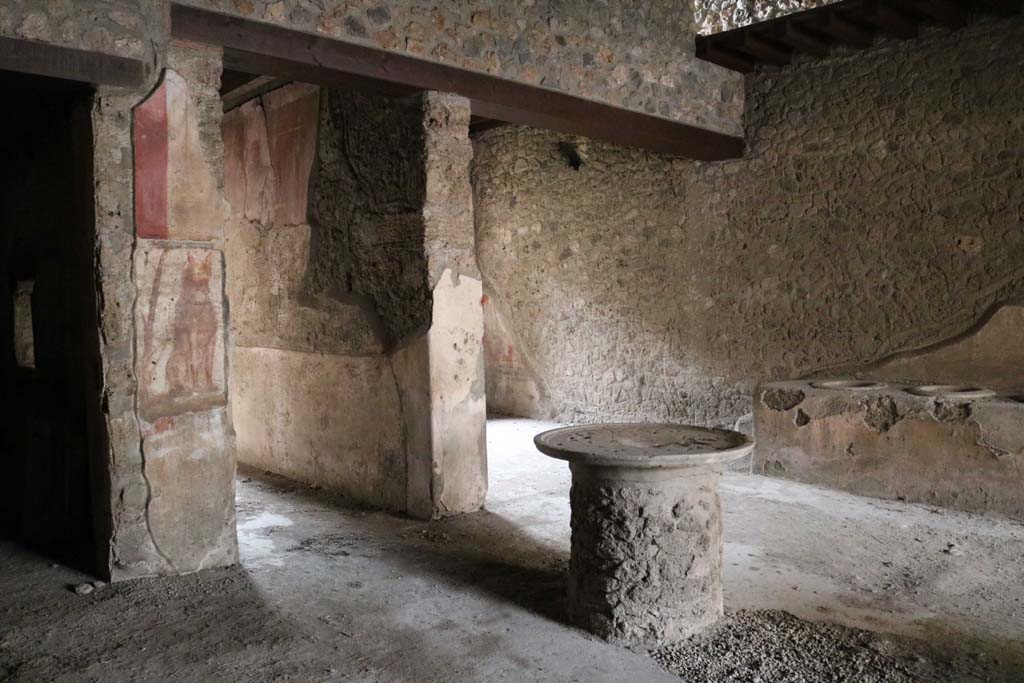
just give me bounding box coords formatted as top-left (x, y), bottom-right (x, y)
top-left (390, 93), bottom-right (487, 519)
top-left (118, 41), bottom-right (237, 578)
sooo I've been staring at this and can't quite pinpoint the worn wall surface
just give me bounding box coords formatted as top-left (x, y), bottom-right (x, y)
top-left (0, 0), bottom-right (742, 135)
top-left (475, 16), bottom-right (1024, 427)
top-left (227, 86), bottom-right (485, 519)
top-left (130, 43), bottom-right (239, 579)
top-left (857, 305), bottom-right (1024, 392)
top-left (224, 83), bottom-right (407, 511)
top-left (0, 0), bottom-right (727, 575)
top-left (753, 381), bottom-right (1024, 520)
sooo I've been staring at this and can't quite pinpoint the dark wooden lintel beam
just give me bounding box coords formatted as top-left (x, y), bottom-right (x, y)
top-left (770, 21), bottom-right (831, 58)
top-left (737, 32), bottom-right (793, 66)
top-left (223, 47), bottom-right (420, 99)
top-left (902, 0), bottom-right (967, 28)
top-left (812, 12), bottom-right (876, 48)
top-left (862, 0), bottom-right (919, 38)
top-left (976, 0), bottom-right (1023, 16)
top-left (0, 35), bottom-right (145, 88)
top-left (173, 4), bottom-right (743, 161)
top-left (695, 36), bottom-right (756, 73)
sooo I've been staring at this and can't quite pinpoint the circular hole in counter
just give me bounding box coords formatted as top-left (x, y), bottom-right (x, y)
top-left (904, 385), bottom-right (997, 400)
top-left (809, 379), bottom-right (888, 391)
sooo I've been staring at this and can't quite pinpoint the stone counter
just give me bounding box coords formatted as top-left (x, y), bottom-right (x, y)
top-left (754, 380), bottom-right (1024, 520)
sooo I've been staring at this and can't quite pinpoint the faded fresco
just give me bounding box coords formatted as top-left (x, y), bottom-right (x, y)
top-left (134, 68), bottom-right (224, 241)
top-left (136, 246), bottom-right (227, 420)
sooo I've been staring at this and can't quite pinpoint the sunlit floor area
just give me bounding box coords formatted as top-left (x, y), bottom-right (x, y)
top-left (2, 418), bottom-right (1023, 681)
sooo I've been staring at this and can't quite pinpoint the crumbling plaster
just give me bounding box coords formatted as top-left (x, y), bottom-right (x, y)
top-left (224, 83), bottom-right (406, 512)
top-left (227, 85), bottom-right (485, 519)
top-left (474, 16), bottom-right (1024, 427)
top-left (754, 381), bottom-right (1024, 519)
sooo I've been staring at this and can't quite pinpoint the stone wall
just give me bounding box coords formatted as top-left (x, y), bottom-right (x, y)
top-left (223, 83), bottom-right (408, 511)
top-left (0, 0), bottom-right (742, 136)
top-left (474, 16), bottom-right (1024, 426)
top-left (226, 86), bottom-right (485, 519)
top-left (0, 0), bottom-right (732, 576)
top-left (859, 305), bottom-right (1024, 392)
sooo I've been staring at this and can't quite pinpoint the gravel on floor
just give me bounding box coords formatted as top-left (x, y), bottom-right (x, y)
top-left (652, 609), bottom-right (1013, 683)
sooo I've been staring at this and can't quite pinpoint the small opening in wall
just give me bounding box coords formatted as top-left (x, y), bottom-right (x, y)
top-left (13, 280), bottom-right (34, 368)
top-left (558, 141), bottom-right (585, 170)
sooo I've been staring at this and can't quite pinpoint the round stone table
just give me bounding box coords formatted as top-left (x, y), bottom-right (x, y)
top-left (534, 423), bottom-right (753, 648)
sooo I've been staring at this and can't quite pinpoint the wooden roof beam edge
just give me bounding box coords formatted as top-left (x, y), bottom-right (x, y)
top-left (170, 3), bottom-right (743, 161)
top-left (0, 35), bottom-right (145, 88)
top-left (812, 12), bottom-right (876, 48)
top-left (861, 0), bottom-right (920, 38)
top-left (770, 22), bottom-right (831, 58)
top-left (221, 74), bottom-right (293, 111)
top-left (902, 0), bottom-right (967, 28)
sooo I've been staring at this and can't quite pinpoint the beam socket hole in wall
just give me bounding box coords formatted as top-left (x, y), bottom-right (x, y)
top-left (557, 141), bottom-right (586, 170)
top-left (904, 385), bottom-right (997, 399)
top-left (809, 379), bottom-right (887, 391)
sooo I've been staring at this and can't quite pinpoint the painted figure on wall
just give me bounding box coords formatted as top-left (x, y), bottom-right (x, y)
top-left (136, 246), bottom-right (226, 420)
top-left (166, 251), bottom-right (218, 394)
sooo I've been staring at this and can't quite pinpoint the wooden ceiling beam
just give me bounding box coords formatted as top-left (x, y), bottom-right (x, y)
top-left (861, 0), bottom-right (920, 38)
top-left (697, 0), bottom-right (1019, 73)
top-left (976, 0), bottom-right (1023, 16)
top-left (694, 37), bottom-right (756, 73)
top-left (901, 0), bottom-right (967, 28)
top-left (812, 12), bottom-right (876, 48)
top-left (736, 33), bottom-right (793, 66)
top-left (0, 35), bottom-right (144, 88)
top-left (770, 21), bottom-right (831, 58)
top-left (221, 74), bottom-right (293, 111)
top-left (172, 4), bottom-right (744, 161)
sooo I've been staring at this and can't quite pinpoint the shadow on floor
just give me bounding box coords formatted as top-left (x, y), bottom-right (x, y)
top-left (0, 541), bottom-right (352, 681)
top-left (239, 468), bottom-right (574, 628)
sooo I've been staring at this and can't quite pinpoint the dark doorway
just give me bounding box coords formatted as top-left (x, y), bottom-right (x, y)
top-left (0, 70), bottom-right (106, 575)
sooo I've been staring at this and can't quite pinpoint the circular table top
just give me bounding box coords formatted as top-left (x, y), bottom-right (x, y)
top-left (533, 423), bottom-right (754, 469)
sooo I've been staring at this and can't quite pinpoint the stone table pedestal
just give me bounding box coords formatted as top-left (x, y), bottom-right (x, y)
top-left (534, 423), bottom-right (753, 648)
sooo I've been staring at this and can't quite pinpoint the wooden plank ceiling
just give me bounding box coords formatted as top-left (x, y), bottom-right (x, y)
top-left (172, 3), bottom-right (744, 161)
top-left (696, 0), bottom-right (1022, 73)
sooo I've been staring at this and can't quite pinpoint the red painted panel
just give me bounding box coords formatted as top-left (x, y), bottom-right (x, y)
top-left (134, 80), bottom-right (168, 239)
top-left (264, 84), bottom-right (319, 226)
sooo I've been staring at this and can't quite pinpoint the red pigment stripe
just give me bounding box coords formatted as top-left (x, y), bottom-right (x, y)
top-left (133, 79), bottom-right (168, 239)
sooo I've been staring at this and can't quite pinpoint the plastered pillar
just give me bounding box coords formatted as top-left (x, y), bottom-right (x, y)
top-left (121, 41), bottom-right (237, 578)
top-left (391, 92), bottom-right (487, 519)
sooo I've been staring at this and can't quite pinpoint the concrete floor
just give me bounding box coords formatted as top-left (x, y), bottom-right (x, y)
top-left (2, 417), bottom-right (1023, 681)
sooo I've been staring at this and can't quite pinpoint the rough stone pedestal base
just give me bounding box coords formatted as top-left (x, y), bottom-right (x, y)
top-left (568, 463), bottom-right (722, 647)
